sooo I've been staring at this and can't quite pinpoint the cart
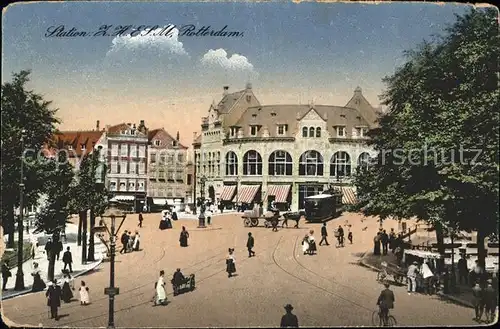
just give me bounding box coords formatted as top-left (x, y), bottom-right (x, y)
top-left (242, 210), bottom-right (282, 228)
top-left (376, 261), bottom-right (406, 285)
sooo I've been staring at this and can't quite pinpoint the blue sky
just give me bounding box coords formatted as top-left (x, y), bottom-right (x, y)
top-left (2, 1), bottom-right (472, 143)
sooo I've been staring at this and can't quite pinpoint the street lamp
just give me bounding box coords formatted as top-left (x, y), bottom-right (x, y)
top-left (198, 175), bottom-right (207, 228)
top-left (92, 200), bottom-right (127, 329)
top-left (14, 129), bottom-right (26, 291)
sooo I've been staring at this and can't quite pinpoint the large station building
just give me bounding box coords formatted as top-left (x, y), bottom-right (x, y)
top-left (193, 84), bottom-right (380, 211)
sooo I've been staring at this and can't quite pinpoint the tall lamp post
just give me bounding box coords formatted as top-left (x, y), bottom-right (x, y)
top-left (198, 175), bottom-right (207, 228)
top-left (14, 129), bottom-right (26, 291)
top-left (93, 200), bottom-right (127, 329)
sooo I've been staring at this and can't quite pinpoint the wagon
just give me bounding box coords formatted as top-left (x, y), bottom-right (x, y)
top-left (376, 261), bottom-right (406, 285)
top-left (242, 210), bottom-right (282, 227)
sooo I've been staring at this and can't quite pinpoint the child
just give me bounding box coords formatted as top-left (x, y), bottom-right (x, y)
top-left (79, 280), bottom-right (90, 305)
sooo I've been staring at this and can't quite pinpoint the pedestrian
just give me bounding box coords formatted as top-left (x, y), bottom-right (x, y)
top-left (55, 239), bottom-right (63, 261)
top-left (470, 260), bottom-right (486, 287)
top-left (280, 303), bottom-right (299, 327)
top-left (282, 213), bottom-right (288, 228)
top-left (483, 279), bottom-right (497, 323)
top-left (138, 212), bottom-right (143, 227)
top-left (457, 253), bottom-right (468, 285)
top-left (389, 228), bottom-right (396, 252)
top-left (407, 261), bottom-right (419, 294)
top-left (120, 231), bottom-right (128, 254)
top-left (302, 234), bottom-right (310, 255)
top-left (337, 225), bottom-right (344, 247)
top-left (206, 204), bottom-right (213, 226)
top-left (127, 231), bottom-right (134, 252)
top-left (62, 246), bottom-right (73, 273)
top-left (155, 270), bottom-right (167, 306)
top-left (133, 231), bottom-right (141, 251)
top-left (179, 226), bottom-right (189, 247)
top-left (308, 230), bottom-right (317, 255)
top-left (31, 262), bottom-right (46, 292)
top-left (247, 232), bottom-right (256, 257)
top-left (2, 263), bottom-right (12, 290)
top-left (381, 230), bottom-right (389, 255)
top-left (79, 280), bottom-right (90, 305)
top-left (45, 238), bottom-right (53, 260)
top-left (420, 260), bottom-right (434, 295)
top-left (46, 280), bottom-right (62, 320)
top-left (61, 273), bottom-right (74, 303)
top-left (347, 226), bottom-right (353, 244)
top-left (472, 281), bottom-right (484, 322)
top-left (373, 233), bottom-right (381, 255)
top-left (319, 223), bottom-right (329, 246)
top-left (226, 248), bottom-right (236, 278)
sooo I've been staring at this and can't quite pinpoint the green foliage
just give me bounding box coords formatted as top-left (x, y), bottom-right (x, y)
top-left (352, 8), bottom-right (499, 236)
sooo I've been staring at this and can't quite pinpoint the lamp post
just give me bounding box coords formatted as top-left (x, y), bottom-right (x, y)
top-left (93, 200), bottom-right (127, 329)
top-left (198, 175), bottom-right (207, 228)
top-left (14, 129), bottom-right (26, 291)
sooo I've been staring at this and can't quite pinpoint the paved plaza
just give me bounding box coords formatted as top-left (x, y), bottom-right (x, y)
top-left (2, 212), bottom-right (477, 327)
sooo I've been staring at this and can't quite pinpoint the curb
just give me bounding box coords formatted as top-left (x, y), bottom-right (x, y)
top-left (357, 249), bottom-right (474, 309)
top-left (1, 257), bottom-right (103, 301)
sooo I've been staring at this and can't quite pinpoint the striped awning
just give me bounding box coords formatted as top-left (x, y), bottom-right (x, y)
top-left (341, 187), bottom-right (357, 205)
top-left (266, 185), bottom-right (291, 203)
top-left (237, 185), bottom-right (260, 203)
top-left (220, 185), bottom-right (237, 201)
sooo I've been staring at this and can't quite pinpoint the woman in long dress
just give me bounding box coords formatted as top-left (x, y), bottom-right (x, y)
top-left (31, 262), bottom-right (46, 292)
top-left (155, 270), bottom-right (167, 306)
top-left (308, 230), bottom-right (317, 255)
top-left (79, 280), bottom-right (90, 305)
top-left (226, 248), bottom-right (236, 278)
top-left (302, 235), bottom-right (310, 255)
top-left (61, 274), bottom-right (74, 303)
top-left (133, 231), bottom-right (140, 251)
top-left (179, 226), bottom-right (189, 247)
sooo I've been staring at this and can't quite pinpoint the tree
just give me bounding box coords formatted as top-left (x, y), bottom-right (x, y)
top-left (33, 153), bottom-right (74, 281)
top-left (352, 8), bottom-right (499, 269)
top-left (1, 70), bottom-right (60, 247)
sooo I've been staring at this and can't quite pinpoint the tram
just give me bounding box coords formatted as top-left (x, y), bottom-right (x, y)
top-left (303, 190), bottom-right (342, 222)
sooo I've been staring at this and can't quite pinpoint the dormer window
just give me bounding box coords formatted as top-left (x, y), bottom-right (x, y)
top-left (154, 140), bottom-right (161, 146)
top-left (68, 145), bottom-right (73, 151)
top-left (81, 144), bottom-right (86, 151)
top-left (252, 114), bottom-right (257, 118)
top-left (172, 140), bottom-right (177, 147)
top-left (336, 126), bottom-right (346, 137)
top-left (246, 95), bottom-right (251, 102)
top-left (356, 127), bottom-right (368, 138)
top-left (230, 127), bottom-right (238, 137)
top-left (277, 124), bottom-right (288, 136)
top-left (250, 125), bottom-right (260, 136)
top-left (271, 111), bottom-right (277, 117)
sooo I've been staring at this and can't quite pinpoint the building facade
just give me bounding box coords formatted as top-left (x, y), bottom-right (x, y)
top-left (194, 85), bottom-right (380, 211)
top-left (147, 128), bottom-right (189, 209)
top-left (105, 121), bottom-right (149, 212)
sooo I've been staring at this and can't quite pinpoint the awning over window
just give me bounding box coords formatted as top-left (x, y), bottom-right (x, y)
top-left (237, 185), bottom-right (260, 204)
top-left (110, 195), bottom-right (136, 202)
top-left (153, 198), bottom-right (167, 205)
top-left (266, 185), bottom-right (291, 203)
top-left (220, 185), bottom-right (237, 201)
top-left (341, 187), bottom-right (357, 205)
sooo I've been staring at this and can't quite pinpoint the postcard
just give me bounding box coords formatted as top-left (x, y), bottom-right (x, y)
top-left (1, 1), bottom-right (498, 328)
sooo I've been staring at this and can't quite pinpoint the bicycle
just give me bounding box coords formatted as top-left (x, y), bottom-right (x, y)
top-left (372, 309), bottom-right (397, 327)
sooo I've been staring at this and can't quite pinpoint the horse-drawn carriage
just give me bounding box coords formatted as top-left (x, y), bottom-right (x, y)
top-left (242, 209), bottom-right (281, 228)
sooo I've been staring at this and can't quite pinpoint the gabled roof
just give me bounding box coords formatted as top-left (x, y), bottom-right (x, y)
top-left (344, 87), bottom-right (380, 126)
top-left (51, 130), bottom-right (104, 157)
top-left (216, 91), bottom-right (246, 114)
top-left (107, 123), bottom-right (129, 133)
top-left (148, 128), bottom-right (188, 149)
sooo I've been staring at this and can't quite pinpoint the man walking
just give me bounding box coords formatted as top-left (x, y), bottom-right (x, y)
top-left (247, 232), bottom-right (256, 257)
top-left (381, 230), bottom-right (389, 255)
top-left (55, 239), bottom-right (63, 261)
top-left (120, 231), bottom-right (129, 254)
top-left (472, 281), bottom-right (484, 322)
top-left (388, 228), bottom-right (396, 252)
top-left (45, 238), bottom-right (53, 260)
top-left (62, 247), bottom-right (73, 273)
top-left (46, 280), bottom-right (62, 320)
top-left (280, 304), bottom-right (299, 327)
top-left (457, 253), bottom-right (468, 285)
top-left (138, 212), bottom-right (143, 228)
top-left (2, 263), bottom-right (12, 290)
top-left (337, 225), bottom-right (344, 247)
top-left (319, 223), bottom-right (329, 246)
top-left (483, 279), bottom-right (497, 323)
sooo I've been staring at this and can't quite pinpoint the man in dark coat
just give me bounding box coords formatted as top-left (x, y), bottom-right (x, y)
top-left (388, 229), bottom-right (396, 252)
top-left (2, 263), bottom-right (12, 290)
top-left (62, 247), bottom-right (73, 273)
top-left (120, 231), bottom-right (129, 254)
top-left (319, 223), bottom-right (329, 246)
top-left (337, 225), bottom-right (344, 247)
top-left (247, 232), bottom-right (256, 257)
top-left (55, 240), bottom-right (63, 260)
top-left (45, 238), bottom-right (53, 260)
top-left (457, 254), bottom-right (468, 285)
top-left (280, 304), bottom-right (299, 327)
top-left (377, 282), bottom-right (395, 326)
top-left (138, 212), bottom-right (143, 228)
top-left (472, 281), bottom-right (484, 321)
top-left (46, 280), bottom-right (62, 320)
top-left (483, 279), bottom-right (498, 323)
top-left (381, 230), bottom-right (389, 255)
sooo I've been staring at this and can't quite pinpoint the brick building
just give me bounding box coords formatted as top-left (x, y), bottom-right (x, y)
top-left (194, 84), bottom-right (380, 211)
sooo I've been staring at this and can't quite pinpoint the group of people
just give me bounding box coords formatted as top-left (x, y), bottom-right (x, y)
top-left (302, 230), bottom-right (317, 255)
top-left (45, 278), bottom-right (90, 320)
top-left (406, 260), bottom-right (438, 295)
top-left (159, 209), bottom-right (177, 230)
top-left (120, 230), bottom-right (141, 254)
top-left (374, 228), bottom-right (403, 257)
top-left (472, 278), bottom-right (498, 323)
top-left (153, 268), bottom-right (195, 305)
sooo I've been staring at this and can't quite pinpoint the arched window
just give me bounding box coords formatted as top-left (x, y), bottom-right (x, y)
top-left (309, 127), bottom-right (315, 137)
top-left (268, 150), bottom-right (293, 176)
top-left (316, 127), bottom-right (321, 137)
top-left (302, 127), bottom-right (308, 137)
top-left (330, 151), bottom-right (351, 177)
top-left (243, 150), bottom-right (262, 175)
top-left (358, 152), bottom-right (371, 171)
top-left (299, 150), bottom-right (324, 176)
top-left (225, 151), bottom-right (238, 176)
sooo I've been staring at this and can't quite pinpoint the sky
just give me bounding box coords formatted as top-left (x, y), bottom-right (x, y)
top-left (2, 1), bottom-right (474, 145)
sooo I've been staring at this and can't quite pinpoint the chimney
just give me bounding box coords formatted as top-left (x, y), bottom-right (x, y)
top-left (246, 82), bottom-right (252, 90)
top-left (176, 131), bottom-right (180, 141)
top-left (193, 132), bottom-right (197, 141)
top-left (354, 86), bottom-right (362, 94)
top-left (105, 124), bottom-right (110, 132)
top-left (140, 120), bottom-right (145, 126)
top-left (96, 120), bottom-right (100, 131)
top-left (223, 86), bottom-right (229, 96)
